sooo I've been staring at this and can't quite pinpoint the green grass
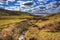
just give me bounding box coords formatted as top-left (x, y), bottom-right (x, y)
top-left (0, 15), bottom-right (33, 26)
top-left (0, 19), bottom-right (20, 26)
top-left (0, 15), bottom-right (33, 19)
top-left (0, 15), bottom-right (41, 26)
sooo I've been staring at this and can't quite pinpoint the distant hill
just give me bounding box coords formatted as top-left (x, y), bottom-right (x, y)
top-left (0, 8), bottom-right (31, 16)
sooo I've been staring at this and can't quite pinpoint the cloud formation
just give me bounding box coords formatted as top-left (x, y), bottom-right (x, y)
top-left (0, 0), bottom-right (60, 15)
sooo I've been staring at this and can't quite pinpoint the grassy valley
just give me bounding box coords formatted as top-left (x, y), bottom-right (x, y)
top-left (0, 9), bottom-right (60, 40)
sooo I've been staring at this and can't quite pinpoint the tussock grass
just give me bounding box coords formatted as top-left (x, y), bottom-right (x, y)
top-left (0, 12), bottom-right (60, 40)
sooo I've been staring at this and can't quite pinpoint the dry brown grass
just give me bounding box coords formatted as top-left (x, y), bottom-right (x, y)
top-left (0, 13), bottom-right (60, 40)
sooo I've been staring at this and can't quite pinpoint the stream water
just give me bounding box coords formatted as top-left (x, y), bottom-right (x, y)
top-left (19, 35), bottom-right (25, 40)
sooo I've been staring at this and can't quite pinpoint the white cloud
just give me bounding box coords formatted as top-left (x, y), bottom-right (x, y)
top-left (7, 0), bottom-right (15, 2)
top-left (0, 2), bottom-right (3, 4)
top-left (5, 0), bottom-right (15, 5)
top-left (5, 6), bottom-right (20, 11)
top-left (0, 0), bottom-right (60, 15)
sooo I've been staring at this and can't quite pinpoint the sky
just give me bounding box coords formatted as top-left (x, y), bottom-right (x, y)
top-left (0, 0), bottom-right (60, 15)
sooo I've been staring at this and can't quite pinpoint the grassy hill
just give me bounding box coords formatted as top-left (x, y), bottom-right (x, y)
top-left (0, 10), bottom-right (60, 40)
top-left (25, 13), bottom-right (60, 40)
top-left (0, 8), bottom-right (42, 26)
top-left (0, 8), bottom-right (33, 16)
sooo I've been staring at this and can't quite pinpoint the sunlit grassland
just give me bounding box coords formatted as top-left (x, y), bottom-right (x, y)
top-left (0, 19), bottom-right (25, 26)
top-left (0, 15), bottom-right (34, 19)
top-left (35, 13), bottom-right (60, 28)
top-left (0, 15), bottom-right (34, 26)
top-left (0, 13), bottom-right (60, 40)
top-left (25, 26), bottom-right (60, 40)
top-left (0, 15), bottom-right (41, 26)
top-left (25, 13), bottom-right (60, 40)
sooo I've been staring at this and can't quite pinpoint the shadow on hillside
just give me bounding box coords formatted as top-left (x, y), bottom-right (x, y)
top-left (46, 29), bottom-right (60, 33)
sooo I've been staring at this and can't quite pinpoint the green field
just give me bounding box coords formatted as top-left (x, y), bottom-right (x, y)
top-left (0, 19), bottom-right (25, 26)
top-left (0, 15), bottom-right (33, 26)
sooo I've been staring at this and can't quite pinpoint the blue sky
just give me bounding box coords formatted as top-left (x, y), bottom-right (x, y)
top-left (0, 0), bottom-right (60, 15)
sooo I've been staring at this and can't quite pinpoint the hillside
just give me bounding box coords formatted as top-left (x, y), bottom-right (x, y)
top-left (0, 12), bottom-right (60, 40)
top-left (0, 8), bottom-right (31, 16)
